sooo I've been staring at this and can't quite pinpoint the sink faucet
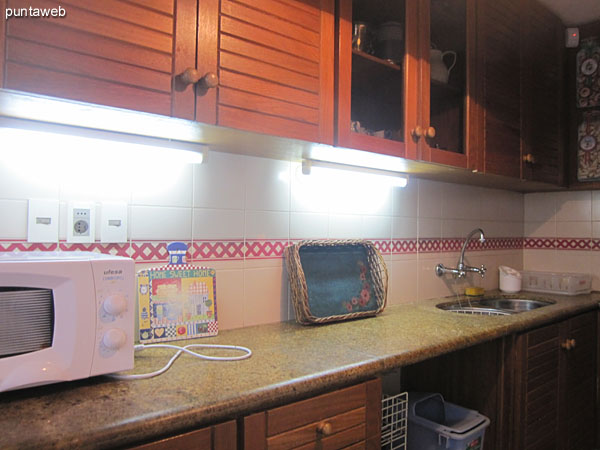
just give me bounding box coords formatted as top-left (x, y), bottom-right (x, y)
top-left (435, 228), bottom-right (487, 279)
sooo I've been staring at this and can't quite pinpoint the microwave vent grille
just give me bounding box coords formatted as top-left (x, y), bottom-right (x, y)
top-left (0, 288), bottom-right (54, 358)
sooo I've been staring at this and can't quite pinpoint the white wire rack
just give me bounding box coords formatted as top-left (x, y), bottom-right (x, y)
top-left (381, 391), bottom-right (408, 450)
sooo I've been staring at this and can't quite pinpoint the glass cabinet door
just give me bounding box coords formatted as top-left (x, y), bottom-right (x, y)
top-left (337, 0), bottom-right (417, 159)
top-left (421, 0), bottom-right (472, 167)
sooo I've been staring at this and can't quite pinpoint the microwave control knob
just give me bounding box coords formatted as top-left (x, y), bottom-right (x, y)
top-left (102, 328), bottom-right (127, 350)
top-left (102, 294), bottom-right (127, 316)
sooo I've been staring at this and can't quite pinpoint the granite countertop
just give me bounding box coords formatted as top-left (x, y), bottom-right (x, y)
top-left (2, 290), bottom-right (599, 449)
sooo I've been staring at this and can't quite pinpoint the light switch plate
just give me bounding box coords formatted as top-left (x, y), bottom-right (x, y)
top-left (28, 199), bottom-right (59, 243)
top-left (100, 202), bottom-right (128, 243)
top-left (566, 27), bottom-right (579, 48)
top-left (67, 201), bottom-right (95, 243)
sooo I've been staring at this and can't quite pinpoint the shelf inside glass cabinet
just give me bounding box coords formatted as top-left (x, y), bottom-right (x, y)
top-left (350, 50), bottom-right (404, 141)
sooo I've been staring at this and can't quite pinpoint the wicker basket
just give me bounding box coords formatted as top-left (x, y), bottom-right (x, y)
top-left (285, 240), bottom-right (388, 324)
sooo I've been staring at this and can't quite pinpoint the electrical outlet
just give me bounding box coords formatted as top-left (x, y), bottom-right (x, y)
top-left (67, 202), bottom-right (95, 243)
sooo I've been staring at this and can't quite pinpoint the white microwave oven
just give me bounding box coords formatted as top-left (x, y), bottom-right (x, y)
top-left (0, 252), bottom-right (134, 392)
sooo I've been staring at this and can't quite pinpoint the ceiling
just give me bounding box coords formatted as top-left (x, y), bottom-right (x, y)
top-left (537, 0), bottom-right (600, 26)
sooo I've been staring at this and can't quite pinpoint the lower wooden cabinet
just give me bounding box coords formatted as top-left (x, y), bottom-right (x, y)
top-left (243, 379), bottom-right (382, 450)
top-left (403, 310), bottom-right (598, 450)
top-left (130, 420), bottom-right (236, 450)
top-left (512, 311), bottom-right (597, 450)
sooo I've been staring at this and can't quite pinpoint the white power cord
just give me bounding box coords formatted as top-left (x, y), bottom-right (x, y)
top-left (107, 343), bottom-right (252, 380)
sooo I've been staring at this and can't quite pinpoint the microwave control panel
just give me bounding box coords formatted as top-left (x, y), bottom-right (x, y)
top-left (90, 257), bottom-right (135, 376)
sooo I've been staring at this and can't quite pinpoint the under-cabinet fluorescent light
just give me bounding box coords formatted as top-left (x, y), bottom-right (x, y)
top-left (0, 126), bottom-right (205, 197)
top-left (308, 143), bottom-right (410, 173)
top-left (301, 159), bottom-right (408, 188)
top-left (0, 127), bottom-right (205, 165)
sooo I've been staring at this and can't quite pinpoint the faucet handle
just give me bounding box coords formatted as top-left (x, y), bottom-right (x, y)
top-left (479, 264), bottom-right (487, 277)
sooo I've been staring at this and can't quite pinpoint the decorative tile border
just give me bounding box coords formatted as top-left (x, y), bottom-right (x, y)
top-left (0, 241), bottom-right (58, 252)
top-left (0, 236), bottom-right (531, 263)
top-left (525, 237), bottom-right (595, 251)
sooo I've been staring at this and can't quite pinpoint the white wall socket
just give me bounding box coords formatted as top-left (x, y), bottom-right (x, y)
top-left (28, 199), bottom-right (59, 243)
top-left (67, 202), bottom-right (95, 243)
top-left (100, 202), bottom-right (128, 243)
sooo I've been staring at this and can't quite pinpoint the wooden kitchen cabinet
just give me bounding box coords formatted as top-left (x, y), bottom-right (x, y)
top-left (511, 311), bottom-right (597, 450)
top-left (477, 0), bottom-right (565, 184)
top-left (0, 0), bottom-right (334, 143)
top-left (130, 420), bottom-right (236, 450)
top-left (336, 0), bottom-right (480, 168)
top-left (243, 379), bottom-right (382, 450)
top-left (520, 0), bottom-right (565, 185)
top-left (0, 0), bottom-right (204, 121)
top-left (216, 0), bottom-right (335, 144)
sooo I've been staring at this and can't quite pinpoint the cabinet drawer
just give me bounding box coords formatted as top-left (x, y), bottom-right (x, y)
top-left (244, 379), bottom-right (381, 450)
top-left (268, 407), bottom-right (365, 450)
top-left (267, 383), bottom-right (367, 436)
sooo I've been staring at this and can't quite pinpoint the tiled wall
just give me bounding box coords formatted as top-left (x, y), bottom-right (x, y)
top-left (524, 191), bottom-right (600, 290)
top-left (1, 150), bottom-right (524, 330)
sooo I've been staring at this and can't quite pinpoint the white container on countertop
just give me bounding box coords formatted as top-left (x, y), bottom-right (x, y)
top-left (499, 265), bottom-right (522, 293)
top-left (521, 271), bottom-right (591, 296)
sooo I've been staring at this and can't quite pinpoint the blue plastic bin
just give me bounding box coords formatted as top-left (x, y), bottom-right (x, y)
top-left (407, 392), bottom-right (490, 450)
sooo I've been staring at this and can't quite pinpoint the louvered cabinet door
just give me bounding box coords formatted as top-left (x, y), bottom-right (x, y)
top-left (559, 312), bottom-right (597, 450)
top-left (513, 312), bottom-right (598, 450)
top-left (513, 322), bottom-right (560, 450)
top-left (521, 0), bottom-right (564, 185)
top-left (1, 0), bottom-right (201, 120)
top-left (477, 0), bottom-right (521, 178)
top-left (217, 0), bottom-right (334, 144)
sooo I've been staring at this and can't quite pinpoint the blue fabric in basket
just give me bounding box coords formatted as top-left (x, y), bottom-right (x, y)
top-left (299, 245), bottom-right (376, 318)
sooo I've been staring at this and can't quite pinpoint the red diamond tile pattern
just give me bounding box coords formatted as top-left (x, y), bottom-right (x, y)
top-left (0, 236), bottom-right (575, 263)
top-left (555, 238), bottom-right (591, 250)
top-left (391, 239), bottom-right (418, 254)
top-left (0, 241), bottom-right (58, 252)
top-left (191, 241), bottom-right (244, 261)
top-left (245, 240), bottom-right (288, 259)
top-left (524, 238), bottom-right (556, 249)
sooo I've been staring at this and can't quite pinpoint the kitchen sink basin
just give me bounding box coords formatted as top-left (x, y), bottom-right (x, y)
top-left (437, 297), bottom-right (555, 316)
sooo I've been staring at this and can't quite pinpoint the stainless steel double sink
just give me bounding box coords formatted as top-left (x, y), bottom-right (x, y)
top-left (437, 296), bottom-right (554, 316)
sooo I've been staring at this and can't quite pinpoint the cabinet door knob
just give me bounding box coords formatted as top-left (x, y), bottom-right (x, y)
top-left (426, 126), bottom-right (436, 139)
top-left (561, 339), bottom-right (572, 350)
top-left (411, 126), bottom-right (423, 141)
top-left (523, 153), bottom-right (536, 164)
top-left (178, 68), bottom-right (219, 89)
top-left (317, 421), bottom-right (333, 436)
top-left (570, 338), bottom-right (577, 349)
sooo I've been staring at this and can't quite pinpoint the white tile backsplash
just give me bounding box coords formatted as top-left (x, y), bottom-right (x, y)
top-left (245, 210), bottom-right (289, 239)
top-left (441, 219), bottom-right (481, 239)
top-left (441, 183), bottom-right (481, 220)
top-left (289, 212), bottom-right (329, 239)
top-left (592, 191), bottom-right (600, 221)
top-left (524, 221), bottom-right (556, 238)
top-left (130, 205), bottom-right (192, 240)
top-left (362, 215), bottom-right (393, 240)
top-left (556, 221), bottom-right (592, 238)
top-left (244, 156), bottom-right (290, 212)
top-left (418, 218), bottom-right (442, 239)
top-left (418, 180), bottom-right (443, 218)
top-left (392, 217), bottom-right (418, 239)
top-left (328, 214), bottom-right (363, 238)
top-left (0, 200), bottom-right (28, 240)
top-left (392, 179), bottom-right (418, 217)
top-left (524, 192), bottom-right (556, 222)
top-left (0, 164), bottom-right (60, 200)
top-left (193, 151), bottom-right (245, 210)
top-left (555, 191), bottom-right (592, 221)
top-left (20, 140), bottom-right (600, 328)
top-left (193, 208), bottom-right (244, 240)
top-left (131, 164), bottom-right (193, 207)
